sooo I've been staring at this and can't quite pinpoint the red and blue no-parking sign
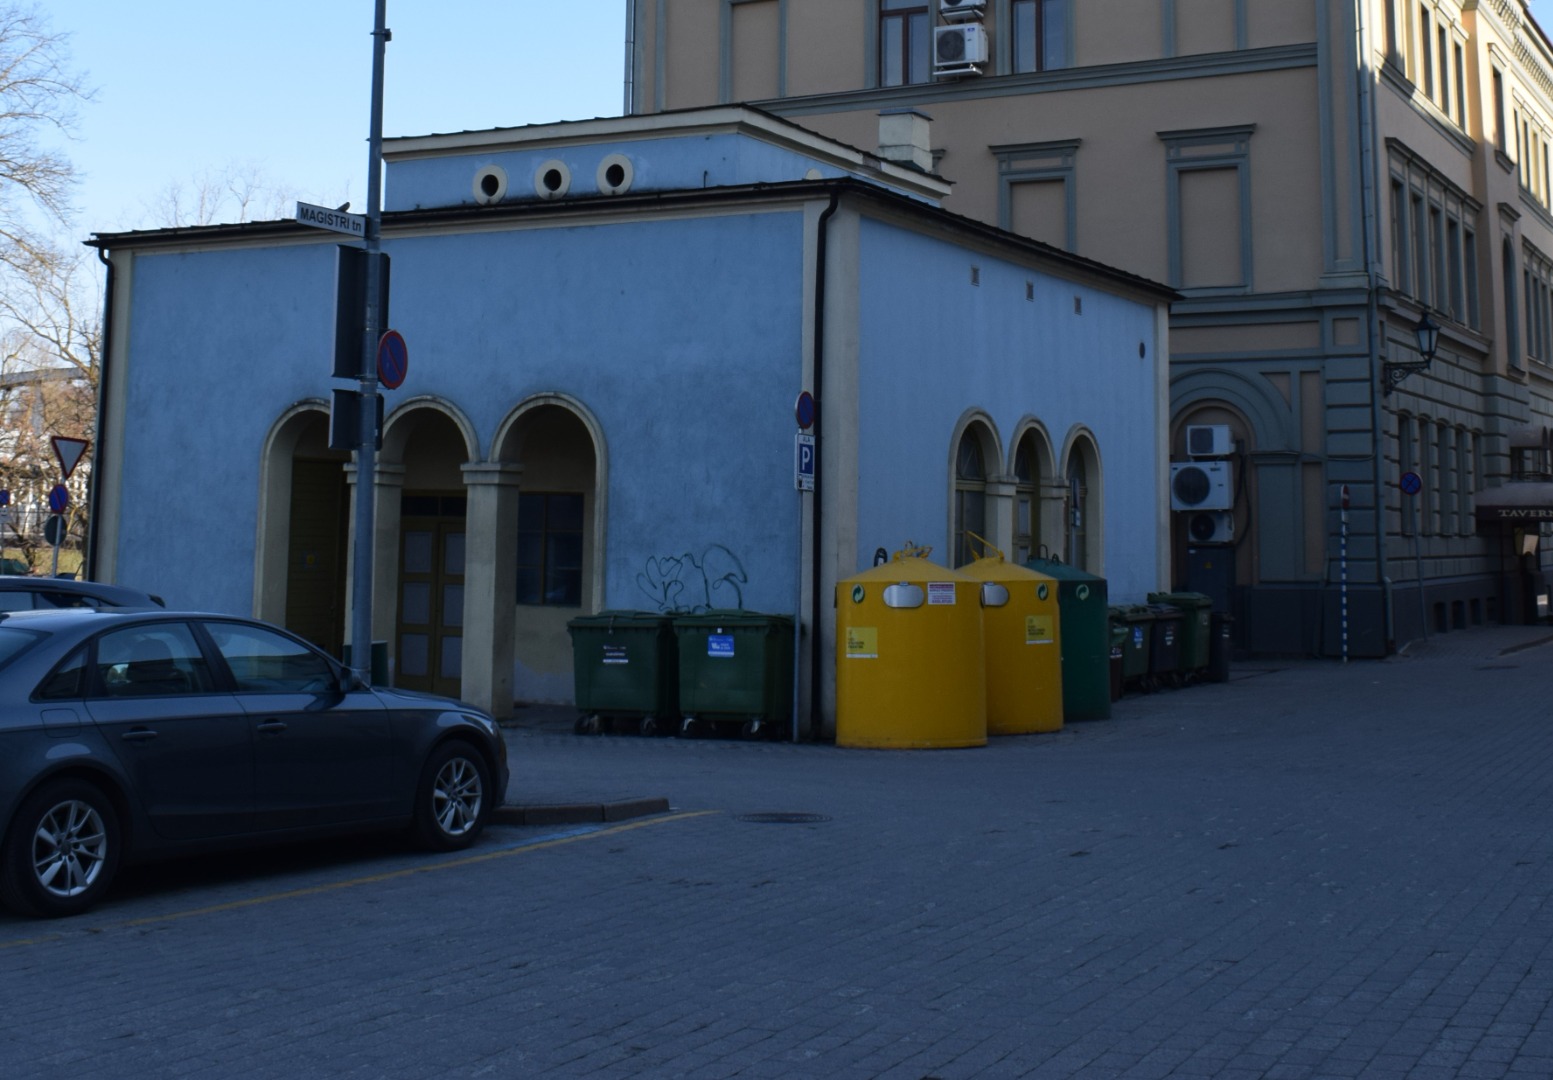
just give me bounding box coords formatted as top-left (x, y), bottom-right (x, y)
top-left (377, 330), bottom-right (408, 390)
top-left (47, 484), bottom-right (68, 513)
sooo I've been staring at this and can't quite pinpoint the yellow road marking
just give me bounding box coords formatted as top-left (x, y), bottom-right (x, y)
top-left (0, 809), bottom-right (716, 946)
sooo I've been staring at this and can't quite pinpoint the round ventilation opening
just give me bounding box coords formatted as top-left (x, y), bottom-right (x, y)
top-left (472, 165), bottom-right (508, 206)
top-left (535, 159), bottom-right (572, 200)
top-left (596, 153), bottom-right (634, 196)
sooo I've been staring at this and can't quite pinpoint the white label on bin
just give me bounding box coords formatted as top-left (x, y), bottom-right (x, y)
top-left (927, 582), bottom-right (956, 605)
top-left (602, 644), bottom-right (629, 665)
top-left (708, 634), bottom-right (735, 659)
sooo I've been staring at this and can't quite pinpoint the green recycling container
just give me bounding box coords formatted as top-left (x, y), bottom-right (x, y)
top-left (1147, 591), bottom-right (1213, 673)
top-left (1108, 604), bottom-right (1153, 690)
top-left (1025, 558), bottom-right (1109, 720)
top-left (673, 611), bottom-right (794, 739)
top-left (567, 612), bottom-right (678, 733)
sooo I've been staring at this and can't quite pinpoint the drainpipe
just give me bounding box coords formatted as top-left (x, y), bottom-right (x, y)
top-left (809, 191), bottom-right (840, 741)
top-left (624, 0), bottom-right (637, 115)
top-left (88, 246), bottom-right (115, 583)
top-left (1356, 0), bottom-right (1395, 650)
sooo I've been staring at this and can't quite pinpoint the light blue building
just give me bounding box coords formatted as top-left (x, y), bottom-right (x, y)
top-left (87, 106), bottom-right (1174, 733)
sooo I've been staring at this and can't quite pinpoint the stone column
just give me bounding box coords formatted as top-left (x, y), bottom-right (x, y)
top-left (460, 463), bottom-right (523, 718)
top-left (343, 463), bottom-right (404, 681)
top-left (984, 476), bottom-right (1018, 559)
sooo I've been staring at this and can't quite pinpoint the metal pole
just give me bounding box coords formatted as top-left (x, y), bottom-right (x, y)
top-left (351, 0), bottom-right (389, 683)
top-left (1340, 485), bottom-right (1349, 664)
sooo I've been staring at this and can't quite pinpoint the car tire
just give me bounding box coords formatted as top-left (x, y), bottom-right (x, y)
top-left (0, 779), bottom-right (122, 919)
top-left (410, 741), bottom-right (490, 852)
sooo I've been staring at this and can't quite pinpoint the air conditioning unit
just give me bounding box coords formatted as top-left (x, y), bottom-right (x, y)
top-left (939, 0), bottom-right (988, 20)
top-left (1186, 423), bottom-right (1233, 458)
top-left (934, 25), bottom-right (988, 75)
top-left (1171, 460), bottom-right (1234, 511)
top-left (1186, 509), bottom-right (1234, 545)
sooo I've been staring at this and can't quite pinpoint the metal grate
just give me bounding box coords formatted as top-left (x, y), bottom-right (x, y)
top-left (735, 812), bottom-right (831, 824)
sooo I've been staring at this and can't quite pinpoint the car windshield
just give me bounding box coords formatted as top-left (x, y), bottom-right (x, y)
top-left (0, 626), bottom-right (43, 670)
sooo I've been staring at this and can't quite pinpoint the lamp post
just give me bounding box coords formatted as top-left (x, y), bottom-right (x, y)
top-left (1383, 309), bottom-right (1441, 395)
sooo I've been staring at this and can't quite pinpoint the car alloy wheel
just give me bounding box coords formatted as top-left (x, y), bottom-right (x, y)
top-left (1, 779), bottom-right (122, 918)
top-left (412, 741), bottom-right (489, 852)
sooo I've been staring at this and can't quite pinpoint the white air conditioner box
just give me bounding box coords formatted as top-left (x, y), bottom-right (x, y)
top-left (1171, 460), bottom-right (1234, 511)
top-left (1185, 510), bottom-right (1234, 545)
top-left (939, 0), bottom-right (988, 19)
top-left (1186, 423), bottom-right (1233, 458)
top-left (934, 25), bottom-right (988, 73)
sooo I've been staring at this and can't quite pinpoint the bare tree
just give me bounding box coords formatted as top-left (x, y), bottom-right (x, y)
top-left (144, 160), bottom-right (302, 228)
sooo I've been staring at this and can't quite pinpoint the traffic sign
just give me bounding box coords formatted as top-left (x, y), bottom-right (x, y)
top-left (296, 201), bottom-right (366, 237)
top-left (47, 484), bottom-right (68, 513)
top-left (378, 330), bottom-right (408, 390)
top-left (795, 432), bottom-right (816, 491)
top-left (0, 489), bottom-right (9, 507)
top-left (1400, 470), bottom-right (1422, 496)
top-left (43, 514), bottom-right (64, 546)
top-left (794, 391), bottom-right (816, 430)
top-left (51, 436), bottom-right (88, 480)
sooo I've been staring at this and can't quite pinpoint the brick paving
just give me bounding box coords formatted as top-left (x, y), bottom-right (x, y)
top-left (4, 626), bottom-right (1553, 1078)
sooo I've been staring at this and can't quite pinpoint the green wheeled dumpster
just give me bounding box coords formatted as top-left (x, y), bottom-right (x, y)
top-left (567, 612), bottom-right (678, 735)
top-left (1108, 604), bottom-right (1153, 694)
top-left (1146, 603), bottom-right (1183, 689)
top-left (673, 611), bottom-right (794, 739)
top-left (1148, 591), bottom-right (1212, 677)
top-left (1025, 558), bottom-right (1109, 720)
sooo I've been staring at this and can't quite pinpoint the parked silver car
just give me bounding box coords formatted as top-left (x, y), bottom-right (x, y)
top-left (0, 608), bottom-right (508, 917)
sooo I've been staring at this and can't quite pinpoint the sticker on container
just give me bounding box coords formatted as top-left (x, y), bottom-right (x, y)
top-left (851, 584), bottom-right (865, 603)
top-left (708, 634), bottom-right (735, 659)
top-left (602, 644), bottom-right (629, 665)
top-left (926, 582), bottom-right (957, 605)
top-left (1025, 614), bottom-right (1054, 644)
top-left (1132, 627), bottom-right (1143, 648)
top-left (1036, 582), bottom-right (1049, 601)
top-left (845, 627), bottom-right (878, 659)
top-left (1077, 584), bottom-right (1090, 601)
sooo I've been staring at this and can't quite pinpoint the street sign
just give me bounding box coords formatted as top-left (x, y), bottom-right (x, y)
top-left (47, 484), bottom-right (68, 513)
top-left (296, 201), bottom-right (366, 238)
top-left (43, 514), bottom-right (64, 546)
top-left (795, 432), bottom-right (816, 491)
top-left (333, 247), bottom-right (391, 379)
top-left (1400, 470), bottom-right (1422, 496)
top-left (378, 330), bottom-right (408, 390)
top-left (794, 390), bottom-right (816, 430)
top-left (0, 489), bottom-right (9, 507)
top-left (51, 436), bottom-right (88, 480)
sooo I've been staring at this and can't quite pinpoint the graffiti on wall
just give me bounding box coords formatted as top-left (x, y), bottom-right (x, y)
top-left (637, 544), bottom-right (748, 613)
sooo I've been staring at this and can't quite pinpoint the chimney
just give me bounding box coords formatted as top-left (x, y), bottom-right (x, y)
top-left (877, 108), bottom-right (934, 173)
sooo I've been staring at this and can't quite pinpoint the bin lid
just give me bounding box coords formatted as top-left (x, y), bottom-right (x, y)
top-left (1108, 604), bottom-right (1153, 621)
top-left (673, 610), bottom-right (794, 629)
top-left (567, 610), bottom-right (674, 632)
top-left (1147, 591), bottom-right (1212, 609)
top-left (958, 553), bottom-right (1054, 584)
top-left (1024, 558), bottom-right (1105, 585)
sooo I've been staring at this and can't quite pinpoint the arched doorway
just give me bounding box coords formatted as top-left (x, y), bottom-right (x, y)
top-left (951, 417), bottom-right (1000, 567)
top-left (1061, 430), bottom-right (1102, 572)
top-left (256, 403), bottom-right (350, 656)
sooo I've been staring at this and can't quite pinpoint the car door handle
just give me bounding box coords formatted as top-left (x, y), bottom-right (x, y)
top-left (121, 728), bottom-right (158, 743)
top-left (256, 720), bottom-right (288, 734)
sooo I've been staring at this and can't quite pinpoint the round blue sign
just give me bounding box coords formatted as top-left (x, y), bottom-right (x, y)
top-left (794, 391), bottom-right (816, 430)
top-left (0, 489), bottom-right (9, 507)
top-left (47, 484), bottom-right (68, 513)
top-left (1399, 470), bottom-right (1422, 496)
top-left (377, 330), bottom-right (408, 390)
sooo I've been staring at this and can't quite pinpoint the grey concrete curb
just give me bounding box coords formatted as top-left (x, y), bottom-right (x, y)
top-left (491, 796), bottom-right (672, 828)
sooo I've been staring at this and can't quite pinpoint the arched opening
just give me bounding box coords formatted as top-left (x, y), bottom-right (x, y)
top-left (1010, 423), bottom-right (1057, 565)
top-left (1062, 431), bottom-right (1102, 572)
top-left (383, 406), bottom-right (475, 698)
top-left (953, 425), bottom-right (992, 566)
top-left (255, 404), bottom-right (349, 656)
top-left (494, 396), bottom-right (605, 705)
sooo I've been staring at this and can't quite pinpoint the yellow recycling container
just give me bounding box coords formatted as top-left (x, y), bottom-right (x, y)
top-left (958, 550), bottom-right (1064, 735)
top-left (835, 544), bottom-right (986, 749)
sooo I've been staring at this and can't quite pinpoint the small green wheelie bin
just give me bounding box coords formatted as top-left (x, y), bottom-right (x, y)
top-left (567, 612), bottom-right (678, 735)
top-left (1146, 603), bottom-right (1184, 689)
top-left (673, 611), bottom-right (794, 739)
top-left (1108, 604), bottom-right (1154, 693)
top-left (1147, 591), bottom-right (1213, 677)
top-left (1025, 558), bottom-right (1109, 720)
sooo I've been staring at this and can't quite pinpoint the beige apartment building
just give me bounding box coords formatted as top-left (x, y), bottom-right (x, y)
top-left (624, 0), bottom-right (1553, 655)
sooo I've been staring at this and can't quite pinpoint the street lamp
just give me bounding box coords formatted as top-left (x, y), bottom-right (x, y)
top-left (1383, 309), bottom-right (1441, 395)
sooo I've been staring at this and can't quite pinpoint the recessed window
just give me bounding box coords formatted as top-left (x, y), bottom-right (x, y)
top-left (517, 493), bottom-right (584, 607)
top-left (879, 0), bottom-right (929, 86)
top-left (1012, 0), bottom-right (1068, 73)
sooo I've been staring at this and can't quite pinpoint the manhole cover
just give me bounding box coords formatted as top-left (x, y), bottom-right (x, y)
top-left (736, 812), bottom-right (831, 824)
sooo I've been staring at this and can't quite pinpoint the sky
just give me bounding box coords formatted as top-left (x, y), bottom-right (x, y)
top-left (39, 1), bottom-right (1553, 241)
top-left (51, 1), bottom-right (628, 238)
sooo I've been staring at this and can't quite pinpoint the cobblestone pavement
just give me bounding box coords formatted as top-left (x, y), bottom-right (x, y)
top-left (5, 626), bottom-right (1553, 1079)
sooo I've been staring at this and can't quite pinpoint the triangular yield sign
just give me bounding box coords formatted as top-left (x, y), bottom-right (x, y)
top-left (51, 436), bottom-right (89, 480)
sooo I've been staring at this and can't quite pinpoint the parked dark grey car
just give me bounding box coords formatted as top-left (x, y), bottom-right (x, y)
top-left (0, 576), bottom-right (166, 611)
top-left (0, 608), bottom-right (508, 918)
